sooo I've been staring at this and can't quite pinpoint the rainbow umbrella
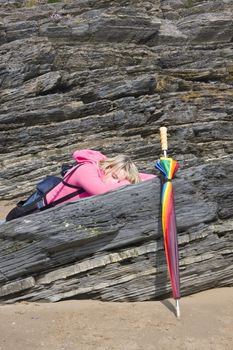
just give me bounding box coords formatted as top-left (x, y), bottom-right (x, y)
top-left (155, 127), bottom-right (181, 317)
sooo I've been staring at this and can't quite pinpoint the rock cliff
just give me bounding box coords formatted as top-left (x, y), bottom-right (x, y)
top-left (0, 0), bottom-right (232, 302)
top-left (0, 0), bottom-right (232, 199)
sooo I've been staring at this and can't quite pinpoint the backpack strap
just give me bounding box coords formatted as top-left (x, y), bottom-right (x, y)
top-left (41, 163), bottom-right (85, 210)
top-left (63, 163), bottom-right (82, 182)
top-left (61, 180), bottom-right (80, 189)
top-left (40, 188), bottom-right (85, 211)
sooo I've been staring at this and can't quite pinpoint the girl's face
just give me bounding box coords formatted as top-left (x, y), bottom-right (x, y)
top-left (103, 169), bottom-right (126, 183)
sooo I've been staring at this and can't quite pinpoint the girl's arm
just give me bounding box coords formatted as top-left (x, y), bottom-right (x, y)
top-left (139, 173), bottom-right (156, 180)
top-left (71, 163), bottom-right (130, 195)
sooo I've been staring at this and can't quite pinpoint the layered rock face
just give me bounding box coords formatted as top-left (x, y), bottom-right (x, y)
top-left (0, 0), bottom-right (232, 199)
top-left (0, 0), bottom-right (233, 303)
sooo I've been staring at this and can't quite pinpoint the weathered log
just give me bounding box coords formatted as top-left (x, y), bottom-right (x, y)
top-left (0, 158), bottom-right (232, 303)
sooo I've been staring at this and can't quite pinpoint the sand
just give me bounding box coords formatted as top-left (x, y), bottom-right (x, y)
top-left (0, 288), bottom-right (232, 350)
top-left (0, 203), bottom-right (232, 349)
top-left (0, 201), bottom-right (16, 221)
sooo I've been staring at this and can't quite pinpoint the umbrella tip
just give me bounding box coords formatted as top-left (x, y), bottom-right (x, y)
top-left (176, 299), bottom-right (181, 319)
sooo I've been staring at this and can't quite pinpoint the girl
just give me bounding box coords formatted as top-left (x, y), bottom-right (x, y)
top-left (6, 149), bottom-right (155, 221)
top-left (45, 149), bottom-right (155, 205)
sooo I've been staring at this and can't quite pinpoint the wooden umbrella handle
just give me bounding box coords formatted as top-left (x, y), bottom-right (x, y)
top-left (160, 127), bottom-right (168, 155)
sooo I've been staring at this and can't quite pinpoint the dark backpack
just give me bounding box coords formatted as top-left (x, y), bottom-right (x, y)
top-left (6, 163), bottom-right (84, 222)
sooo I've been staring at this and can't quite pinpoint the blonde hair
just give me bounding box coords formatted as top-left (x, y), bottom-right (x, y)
top-left (99, 154), bottom-right (141, 184)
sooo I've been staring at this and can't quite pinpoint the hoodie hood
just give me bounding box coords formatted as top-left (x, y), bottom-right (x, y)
top-left (73, 149), bottom-right (107, 164)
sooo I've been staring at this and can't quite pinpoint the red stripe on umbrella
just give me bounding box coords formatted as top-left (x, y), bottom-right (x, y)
top-left (155, 127), bottom-right (181, 318)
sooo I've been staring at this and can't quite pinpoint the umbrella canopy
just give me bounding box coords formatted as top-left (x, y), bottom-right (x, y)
top-left (155, 156), bottom-right (181, 316)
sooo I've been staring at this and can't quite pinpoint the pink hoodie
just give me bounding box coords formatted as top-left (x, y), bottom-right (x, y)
top-left (45, 149), bottom-right (155, 206)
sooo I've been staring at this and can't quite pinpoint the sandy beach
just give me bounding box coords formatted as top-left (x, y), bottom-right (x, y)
top-left (0, 203), bottom-right (232, 349)
top-left (0, 201), bottom-right (16, 221)
top-left (0, 288), bottom-right (232, 350)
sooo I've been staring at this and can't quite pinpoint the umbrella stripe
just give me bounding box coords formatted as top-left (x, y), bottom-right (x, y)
top-left (164, 205), bottom-right (180, 297)
top-left (155, 157), bottom-right (180, 300)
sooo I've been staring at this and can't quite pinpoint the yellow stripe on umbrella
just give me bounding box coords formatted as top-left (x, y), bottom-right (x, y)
top-left (155, 127), bottom-right (181, 318)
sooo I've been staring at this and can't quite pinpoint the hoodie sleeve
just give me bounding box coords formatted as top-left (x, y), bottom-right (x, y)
top-left (70, 163), bottom-right (130, 196)
top-left (139, 173), bottom-right (156, 181)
